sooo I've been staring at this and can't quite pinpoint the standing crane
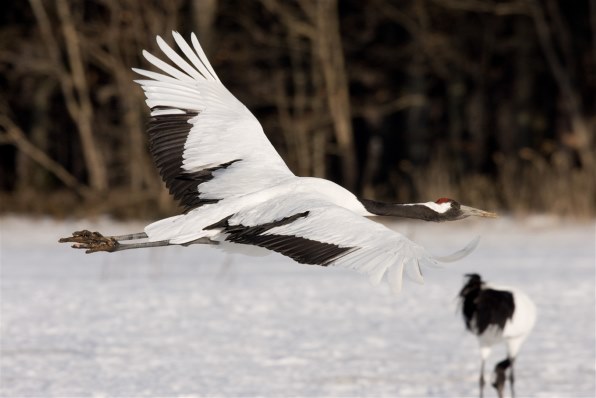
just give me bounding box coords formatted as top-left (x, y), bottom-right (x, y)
top-left (59, 32), bottom-right (496, 293)
top-left (459, 274), bottom-right (537, 398)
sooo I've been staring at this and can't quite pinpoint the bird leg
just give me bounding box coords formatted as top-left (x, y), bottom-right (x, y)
top-left (492, 358), bottom-right (511, 398)
top-left (59, 230), bottom-right (122, 253)
top-left (112, 232), bottom-right (148, 241)
top-left (509, 359), bottom-right (515, 398)
top-left (479, 359), bottom-right (485, 398)
top-left (59, 230), bottom-right (169, 253)
top-left (59, 229), bottom-right (218, 253)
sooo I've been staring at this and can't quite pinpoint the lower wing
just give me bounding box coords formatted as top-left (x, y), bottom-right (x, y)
top-left (209, 197), bottom-right (458, 294)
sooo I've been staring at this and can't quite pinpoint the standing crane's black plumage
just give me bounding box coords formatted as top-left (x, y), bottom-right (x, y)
top-left (459, 274), bottom-right (537, 398)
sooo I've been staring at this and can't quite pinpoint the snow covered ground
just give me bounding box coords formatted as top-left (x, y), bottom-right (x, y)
top-left (1, 215), bottom-right (594, 397)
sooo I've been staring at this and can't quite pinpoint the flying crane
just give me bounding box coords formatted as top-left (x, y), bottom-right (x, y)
top-left (60, 32), bottom-right (496, 293)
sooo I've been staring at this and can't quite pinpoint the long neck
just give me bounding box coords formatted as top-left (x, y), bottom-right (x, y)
top-left (359, 198), bottom-right (445, 221)
top-left (459, 280), bottom-right (482, 331)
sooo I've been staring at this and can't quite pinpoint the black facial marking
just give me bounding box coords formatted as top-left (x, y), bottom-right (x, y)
top-left (205, 212), bottom-right (356, 266)
top-left (148, 107), bottom-right (240, 211)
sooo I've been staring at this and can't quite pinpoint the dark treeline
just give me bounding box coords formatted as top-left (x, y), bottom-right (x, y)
top-left (1, 0), bottom-right (594, 218)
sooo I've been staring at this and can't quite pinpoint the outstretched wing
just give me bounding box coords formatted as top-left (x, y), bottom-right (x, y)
top-left (134, 32), bottom-right (294, 211)
top-left (207, 194), bottom-right (438, 293)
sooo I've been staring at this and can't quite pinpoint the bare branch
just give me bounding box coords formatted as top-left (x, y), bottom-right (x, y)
top-left (430, 0), bottom-right (529, 16)
top-left (0, 115), bottom-right (91, 198)
top-left (529, 0), bottom-right (594, 170)
top-left (260, 0), bottom-right (316, 39)
top-left (590, 0), bottom-right (596, 71)
top-left (314, 0), bottom-right (357, 190)
top-left (29, 0), bottom-right (108, 192)
top-left (55, 0), bottom-right (108, 192)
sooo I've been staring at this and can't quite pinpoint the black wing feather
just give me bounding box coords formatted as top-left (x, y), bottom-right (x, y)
top-left (206, 212), bottom-right (357, 266)
top-left (147, 107), bottom-right (240, 211)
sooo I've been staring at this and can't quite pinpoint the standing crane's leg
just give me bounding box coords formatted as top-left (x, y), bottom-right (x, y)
top-left (479, 359), bottom-right (485, 398)
top-left (479, 347), bottom-right (491, 398)
top-left (492, 358), bottom-right (511, 398)
top-left (509, 358), bottom-right (515, 398)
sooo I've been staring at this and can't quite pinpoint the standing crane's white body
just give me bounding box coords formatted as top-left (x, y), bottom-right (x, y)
top-left (476, 285), bottom-right (537, 361)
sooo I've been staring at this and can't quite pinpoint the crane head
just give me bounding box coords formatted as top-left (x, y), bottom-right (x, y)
top-left (432, 198), bottom-right (497, 221)
top-left (459, 273), bottom-right (485, 298)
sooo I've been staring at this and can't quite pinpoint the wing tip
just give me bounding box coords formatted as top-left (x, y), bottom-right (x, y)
top-left (434, 236), bottom-right (481, 263)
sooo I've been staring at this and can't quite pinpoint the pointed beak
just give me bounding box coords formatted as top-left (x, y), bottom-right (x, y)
top-left (460, 205), bottom-right (498, 219)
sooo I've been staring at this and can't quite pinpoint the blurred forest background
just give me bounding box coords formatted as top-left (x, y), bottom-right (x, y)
top-left (0, 0), bottom-right (594, 219)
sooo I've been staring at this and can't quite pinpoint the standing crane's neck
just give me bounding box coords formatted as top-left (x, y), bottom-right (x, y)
top-left (459, 274), bottom-right (484, 332)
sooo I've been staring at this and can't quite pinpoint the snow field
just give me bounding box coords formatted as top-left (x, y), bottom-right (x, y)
top-left (1, 216), bottom-right (594, 397)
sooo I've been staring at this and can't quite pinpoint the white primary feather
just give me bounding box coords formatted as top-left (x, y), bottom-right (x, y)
top-left (156, 35), bottom-right (205, 81)
top-left (135, 34), bottom-right (294, 200)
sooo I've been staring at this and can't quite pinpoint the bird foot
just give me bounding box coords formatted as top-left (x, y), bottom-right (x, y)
top-left (59, 230), bottom-right (119, 253)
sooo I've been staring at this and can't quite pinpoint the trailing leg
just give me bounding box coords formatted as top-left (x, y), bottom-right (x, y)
top-left (59, 229), bottom-right (217, 253)
top-left (59, 229), bottom-right (164, 253)
top-left (112, 232), bottom-right (148, 241)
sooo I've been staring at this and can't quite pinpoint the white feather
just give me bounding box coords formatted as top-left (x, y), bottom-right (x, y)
top-left (132, 68), bottom-right (181, 85)
top-left (156, 36), bottom-right (204, 81)
top-left (142, 50), bottom-right (195, 83)
top-left (172, 31), bottom-right (216, 81)
top-left (191, 33), bottom-right (219, 81)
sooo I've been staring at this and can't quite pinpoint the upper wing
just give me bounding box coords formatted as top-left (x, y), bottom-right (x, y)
top-left (209, 194), bottom-right (439, 294)
top-left (134, 32), bottom-right (294, 210)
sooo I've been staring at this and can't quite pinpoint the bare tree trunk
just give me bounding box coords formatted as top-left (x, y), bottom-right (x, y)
top-left (29, 0), bottom-right (108, 192)
top-left (15, 79), bottom-right (55, 192)
top-left (591, 0), bottom-right (596, 69)
top-left (103, 0), bottom-right (148, 194)
top-left (192, 0), bottom-right (218, 53)
top-left (287, 32), bottom-right (314, 176)
top-left (0, 115), bottom-right (91, 198)
top-left (274, 69), bottom-right (310, 176)
top-left (530, 0), bottom-right (594, 172)
top-left (406, 52), bottom-right (431, 165)
top-left (313, 0), bottom-right (357, 190)
top-left (55, 0), bottom-right (108, 192)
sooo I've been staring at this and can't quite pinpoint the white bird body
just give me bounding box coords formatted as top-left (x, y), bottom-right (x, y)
top-left (146, 177), bottom-right (370, 241)
top-left (60, 32), bottom-right (497, 294)
top-left (475, 284), bottom-right (537, 358)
